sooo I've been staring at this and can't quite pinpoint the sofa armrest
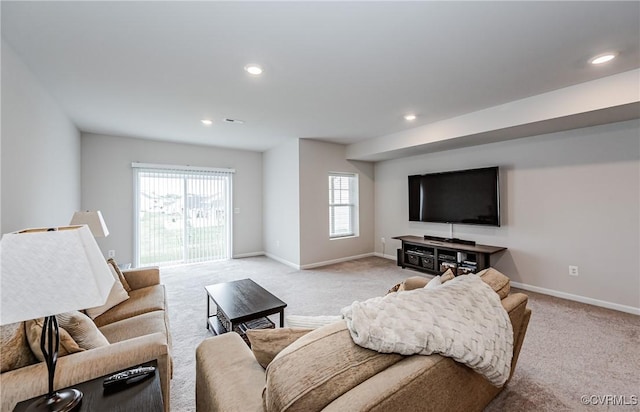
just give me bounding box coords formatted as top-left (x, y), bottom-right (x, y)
top-left (123, 266), bottom-right (160, 290)
top-left (1, 333), bottom-right (170, 412)
top-left (196, 333), bottom-right (265, 412)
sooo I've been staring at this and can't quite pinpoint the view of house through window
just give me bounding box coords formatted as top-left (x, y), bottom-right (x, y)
top-left (133, 164), bottom-right (233, 267)
top-left (329, 172), bottom-right (358, 238)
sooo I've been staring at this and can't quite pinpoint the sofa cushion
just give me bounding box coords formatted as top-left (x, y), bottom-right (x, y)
top-left (107, 258), bottom-right (132, 292)
top-left (0, 322), bottom-right (37, 372)
top-left (93, 285), bottom-right (166, 327)
top-left (98, 310), bottom-right (169, 344)
top-left (477, 267), bottom-right (511, 299)
top-left (263, 321), bottom-right (404, 412)
top-left (85, 264), bottom-right (130, 319)
top-left (57, 311), bottom-right (109, 349)
top-left (246, 327), bottom-right (313, 368)
top-left (25, 318), bottom-right (85, 361)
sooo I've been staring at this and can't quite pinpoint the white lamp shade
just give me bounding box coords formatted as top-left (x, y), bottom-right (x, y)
top-left (69, 210), bottom-right (109, 237)
top-left (0, 225), bottom-right (115, 325)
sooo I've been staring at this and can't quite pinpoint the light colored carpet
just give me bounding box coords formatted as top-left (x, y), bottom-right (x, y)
top-left (161, 256), bottom-right (640, 411)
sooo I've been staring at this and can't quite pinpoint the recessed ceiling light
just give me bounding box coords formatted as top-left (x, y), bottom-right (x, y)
top-left (201, 119), bottom-right (213, 126)
top-left (244, 64), bottom-right (263, 75)
top-left (589, 52), bottom-right (618, 65)
top-left (404, 114), bottom-right (417, 121)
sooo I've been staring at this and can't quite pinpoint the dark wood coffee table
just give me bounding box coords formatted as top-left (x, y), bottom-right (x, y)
top-left (205, 278), bottom-right (287, 335)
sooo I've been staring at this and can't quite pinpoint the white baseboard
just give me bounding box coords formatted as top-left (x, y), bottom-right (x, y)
top-left (232, 251), bottom-right (265, 259)
top-left (265, 252), bottom-right (391, 270)
top-left (511, 281), bottom-right (640, 316)
top-left (265, 252), bottom-right (378, 270)
top-left (300, 253), bottom-right (375, 269)
top-left (374, 252), bottom-right (398, 261)
top-left (264, 253), bottom-right (301, 270)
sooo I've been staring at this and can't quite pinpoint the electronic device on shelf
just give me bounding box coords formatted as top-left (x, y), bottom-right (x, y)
top-left (423, 235), bottom-right (476, 246)
top-left (423, 235), bottom-right (446, 242)
top-left (103, 365), bottom-right (156, 391)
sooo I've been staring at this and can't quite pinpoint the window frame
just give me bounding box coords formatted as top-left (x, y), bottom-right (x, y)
top-left (132, 162), bottom-right (234, 267)
top-left (328, 172), bottom-right (359, 239)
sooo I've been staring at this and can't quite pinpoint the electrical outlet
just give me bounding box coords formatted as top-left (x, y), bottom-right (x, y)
top-left (275, 240), bottom-right (280, 248)
top-left (569, 265), bottom-right (579, 277)
top-left (381, 237), bottom-right (386, 244)
top-left (108, 250), bottom-right (116, 258)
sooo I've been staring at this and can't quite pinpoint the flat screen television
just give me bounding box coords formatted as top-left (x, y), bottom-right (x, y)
top-left (408, 166), bottom-right (500, 226)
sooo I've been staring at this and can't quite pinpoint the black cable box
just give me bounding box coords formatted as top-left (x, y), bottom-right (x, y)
top-left (423, 235), bottom-right (476, 246)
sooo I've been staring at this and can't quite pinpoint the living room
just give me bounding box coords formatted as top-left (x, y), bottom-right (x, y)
top-left (2, 2), bottom-right (639, 411)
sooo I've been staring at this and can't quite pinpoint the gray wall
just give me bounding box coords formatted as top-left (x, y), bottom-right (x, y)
top-left (263, 139), bottom-right (300, 266)
top-left (1, 40), bottom-right (80, 233)
top-left (81, 133), bottom-right (263, 264)
top-left (374, 120), bottom-right (639, 310)
top-left (299, 140), bottom-right (374, 267)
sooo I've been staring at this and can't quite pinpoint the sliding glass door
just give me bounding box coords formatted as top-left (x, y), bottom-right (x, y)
top-left (133, 164), bottom-right (233, 267)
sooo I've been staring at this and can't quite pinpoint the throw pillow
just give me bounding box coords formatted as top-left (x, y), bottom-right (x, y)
top-left (263, 321), bottom-right (404, 412)
top-left (85, 264), bottom-right (130, 319)
top-left (25, 318), bottom-right (84, 361)
top-left (476, 267), bottom-right (511, 299)
top-left (424, 275), bottom-right (442, 289)
top-left (397, 275), bottom-right (429, 291)
top-left (57, 311), bottom-right (109, 349)
top-left (440, 268), bottom-right (455, 283)
top-left (386, 282), bottom-right (402, 294)
top-left (0, 322), bottom-right (38, 372)
top-left (246, 327), bottom-right (313, 369)
top-left (107, 258), bottom-right (132, 292)
top-left (285, 315), bottom-right (342, 329)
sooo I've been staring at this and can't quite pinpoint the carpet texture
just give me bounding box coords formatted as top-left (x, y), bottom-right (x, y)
top-left (161, 256), bottom-right (639, 411)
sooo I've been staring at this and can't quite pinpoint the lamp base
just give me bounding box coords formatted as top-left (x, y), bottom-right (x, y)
top-left (26, 389), bottom-right (82, 412)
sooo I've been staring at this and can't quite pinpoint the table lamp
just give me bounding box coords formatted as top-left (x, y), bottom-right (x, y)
top-left (69, 211), bottom-right (109, 237)
top-left (0, 225), bottom-right (114, 411)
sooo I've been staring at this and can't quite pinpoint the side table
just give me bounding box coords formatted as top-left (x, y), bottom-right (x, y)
top-left (14, 361), bottom-right (163, 412)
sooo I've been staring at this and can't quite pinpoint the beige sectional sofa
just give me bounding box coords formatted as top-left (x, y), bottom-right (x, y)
top-left (0, 266), bottom-right (172, 412)
top-left (196, 270), bottom-right (531, 412)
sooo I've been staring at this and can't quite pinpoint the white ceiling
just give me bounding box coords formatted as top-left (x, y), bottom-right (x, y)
top-left (2, 1), bottom-right (639, 153)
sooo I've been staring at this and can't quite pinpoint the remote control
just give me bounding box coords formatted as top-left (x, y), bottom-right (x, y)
top-left (103, 366), bottom-right (156, 389)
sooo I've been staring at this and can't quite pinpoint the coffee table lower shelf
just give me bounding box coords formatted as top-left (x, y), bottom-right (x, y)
top-left (207, 315), bottom-right (229, 336)
top-left (208, 315), bottom-right (275, 346)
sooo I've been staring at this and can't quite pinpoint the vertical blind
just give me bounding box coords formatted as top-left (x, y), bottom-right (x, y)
top-left (132, 163), bottom-right (234, 267)
top-left (329, 172), bottom-right (358, 238)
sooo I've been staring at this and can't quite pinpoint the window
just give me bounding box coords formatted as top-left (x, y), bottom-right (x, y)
top-left (329, 172), bottom-right (358, 238)
top-left (132, 163), bottom-right (234, 267)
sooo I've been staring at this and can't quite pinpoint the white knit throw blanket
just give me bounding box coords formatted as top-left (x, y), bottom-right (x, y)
top-left (341, 274), bottom-right (513, 386)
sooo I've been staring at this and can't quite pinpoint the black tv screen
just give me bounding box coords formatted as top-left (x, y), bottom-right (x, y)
top-left (408, 167), bottom-right (500, 226)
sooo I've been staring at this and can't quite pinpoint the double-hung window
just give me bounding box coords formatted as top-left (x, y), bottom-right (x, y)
top-left (328, 172), bottom-right (359, 238)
